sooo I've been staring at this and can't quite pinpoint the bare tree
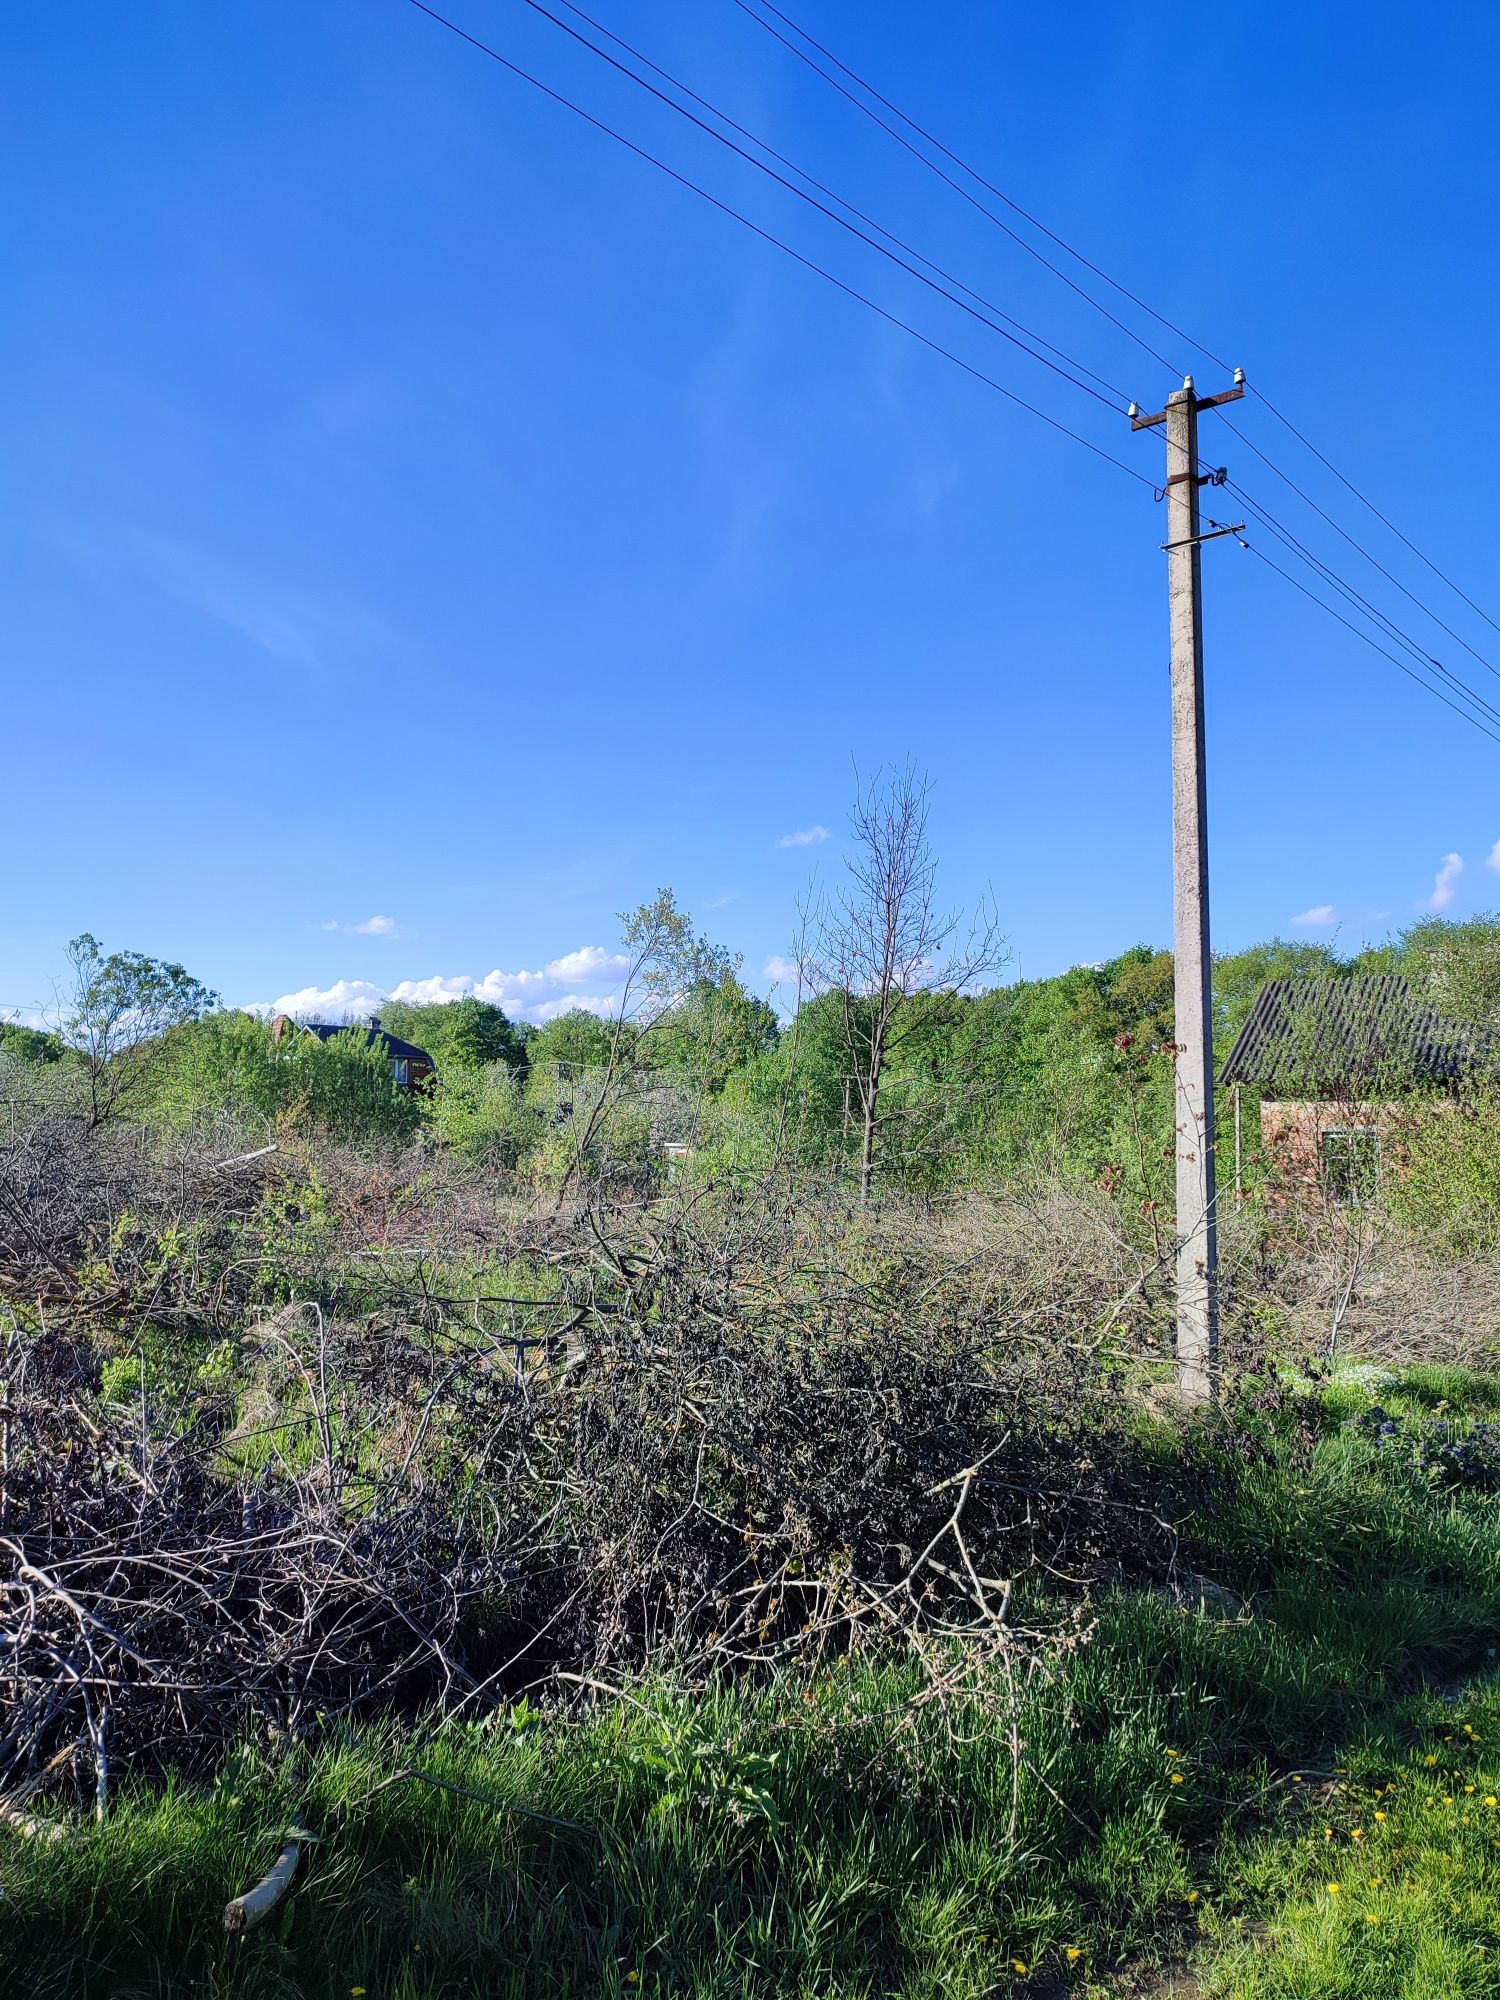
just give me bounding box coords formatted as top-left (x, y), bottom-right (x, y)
top-left (806, 767), bottom-right (1003, 1202)
top-left (62, 934), bottom-right (218, 1129)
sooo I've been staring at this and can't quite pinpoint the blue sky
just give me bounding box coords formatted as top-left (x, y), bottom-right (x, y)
top-left (6, 1), bottom-right (1500, 1024)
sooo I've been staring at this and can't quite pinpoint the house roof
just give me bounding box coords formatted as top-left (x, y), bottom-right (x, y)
top-left (1218, 976), bottom-right (1482, 1092)
top-left (290, 1020), bottom-right (434, 1066)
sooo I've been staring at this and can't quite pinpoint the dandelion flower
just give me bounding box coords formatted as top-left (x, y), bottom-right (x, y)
top-left (1426, 1755), bottom-right (1439, 1766)
top-left (1292, 1774), bottom-right (1303, 1784)
top-left (351, 1991), bottom-right (366, 1998)
top-left (1365, 1913), bottom-right (1379, 1925)
top-left (1374, 1811), bottom-right (1386, 1822)
top-left (1466, 1785), bottom-right (1477, 1795)
top-left (1170, 1773), bottom-right (1184, 1786)
top-left (1484, 1796), bottom-right (1497, 1808)
top-left (1065, 1947), bottom-right (1083, 1961)
top-left (1165, 1748), bottom-right (1180, 1758)
top-left (1327, 1883), bottom-right (1341, 1896)
top-left (1186, 1891), bottom-right (1200, 1905)
top-left (1011, 1960), bottom-right (1028, 1975)
top-left (1351, 1828), bottom-right (1364, 1840)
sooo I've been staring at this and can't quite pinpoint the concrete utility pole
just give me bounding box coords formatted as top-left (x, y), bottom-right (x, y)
top-left (1131, 373), bottom-right (1244, 1402)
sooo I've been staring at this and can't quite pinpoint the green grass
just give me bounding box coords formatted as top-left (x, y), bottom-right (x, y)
top-left (6, 1368), bottom-right (1500, 1998)
top-left (1201, 1680), bottom-right (1500, 1998)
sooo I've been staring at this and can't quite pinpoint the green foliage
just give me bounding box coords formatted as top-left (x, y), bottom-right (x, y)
top-left (646, 966), bottom-right (779, 1093)
top-left (146, 1011), bottom-right (287, 1132)
top-left (525, 1007), bottom-right (619, 1073)
top-left (64, 932), bottom-right (219, 1126)
top-left (0, 1021), bottom-right (66, 1064)
top-left (378, 996), bottom-right (530, 1074)
top-left (276, 1025), bottom-right (423, 1143)
top-left (1383, 1096), bottom-right (1500, 1251)
top-left (429, 1058), bottom-right (544, 1165)
top-left (1213, 937), bottom-right (1344, 1051)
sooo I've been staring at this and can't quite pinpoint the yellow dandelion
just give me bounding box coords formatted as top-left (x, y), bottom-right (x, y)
top-left (1165, 1748), bottom-right (1180, 1758)
top-left (1186, 1891), bottom-right (1200, 1905)
top-left (1426, 1755), bottom-right (1439, 1766)
top-left (1351, 1828), bottom-right (1364, 1840)
top-left (1466, 1785), bottom-right (1477, 1795)
top-left (1484, 1796), bottom-right (1497, 1808)
top-left (1011, 1961), bottom-right (1028, 1975)
top-left (1170, 1772), bottom-right (1184, 1786)
top-left (1374, 1810), bottom-right (1386, 1822)
top-left (1291, 1773), bottom-right (1303, 1784)
top-left (1365, 1913), bottom-right (1379, 1925)
top-left (1327, 1882), bottom-right (1341, 1896)
top-left (351, 1991), bottom-right (367, 1998)
top-left (1065, 1947), bottom-right (1083, 1961)
top-left (1445, 1796), bottom-right (1455, 1805)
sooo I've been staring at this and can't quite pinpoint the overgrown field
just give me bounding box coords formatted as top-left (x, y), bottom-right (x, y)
top-left (4, 1107), bottom-right (1500, 1996)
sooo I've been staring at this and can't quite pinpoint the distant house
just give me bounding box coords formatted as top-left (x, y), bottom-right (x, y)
top-left (270, 1014), bottom-right (437, 1094)
top-left (1218, 976), bottom-right (1484, 1202)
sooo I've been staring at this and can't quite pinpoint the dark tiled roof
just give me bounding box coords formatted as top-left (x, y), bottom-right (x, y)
top-left (1218, 976), bottom-right (1481, 1091)
top-left (298, 1021), bottom-right (434, 1066)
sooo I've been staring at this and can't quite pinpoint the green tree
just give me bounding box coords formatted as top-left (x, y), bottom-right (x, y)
top-left (647, 967), bottom-right (779, 1094)
top-left (276, 1025), bottom-right (421, 1143)
top-left (1212, 938), bottom-right (1343, 1053)
top-left (378, 997), bottom-right (530, 1075)
top-left (0, 1022), bottom-right (65, 1065)
top-left (63, 934), bottom-right (219, 1127)
top-left (526, 1008), bottom-right (618, 1074)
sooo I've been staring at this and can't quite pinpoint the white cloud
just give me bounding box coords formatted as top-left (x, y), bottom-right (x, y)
top-left (1427, 852), bottom-right (1463, 912)
top-left (320, 915), bottom-right (401, 937)
top-left (763, 954), bottom-right (806, 987)
top-left (543, 946), bottom-right (632, 984)
top-left (1293, 905), bottom-right (1337, 927)
top-left (778, 825), bottom-right (829, 848)
top-left (250, 944), bottom-right (633, 1027)
top-left (259, 978), bottom-right (387, 1022)
top-left (1486, 839), bottom-right (1500, 874)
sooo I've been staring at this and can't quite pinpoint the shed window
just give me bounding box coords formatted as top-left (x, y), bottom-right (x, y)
top-left (391, 1058), bottom-right (409, 1088)
top-left (1319, 1125), bottom-right (1382, 1204)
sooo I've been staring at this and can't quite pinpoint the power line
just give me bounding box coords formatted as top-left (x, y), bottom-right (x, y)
top-left (408, 3), bottom-right (1498, 753)
top-left (739, 0), bottom-right (1500, 651)
top-left (540, 0), bottom-right (1135, 406)
top-left (1253, 387), bottom-right (1500, 643)
top-left (734, 0), bottom-right (1234, 380)
top-left (511, 0), bottom-right (1131, 416)
top-left (727, 0), bottom-right (1185, 381)
top-left (1245, 542), bottom-right (1500, 751)
top-left (1223, 481), bottom-right (1500, 730)
top-left (1219, 412), bottom-right (1500, 683)
top-left (404, 2), bottom-right (1157, 487)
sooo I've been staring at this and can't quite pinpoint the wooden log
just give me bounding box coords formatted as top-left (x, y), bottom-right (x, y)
top-left (222, 1834), bottom-right (304, 1935)
top-left (0, 1796), bottom-right (69, 1844)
